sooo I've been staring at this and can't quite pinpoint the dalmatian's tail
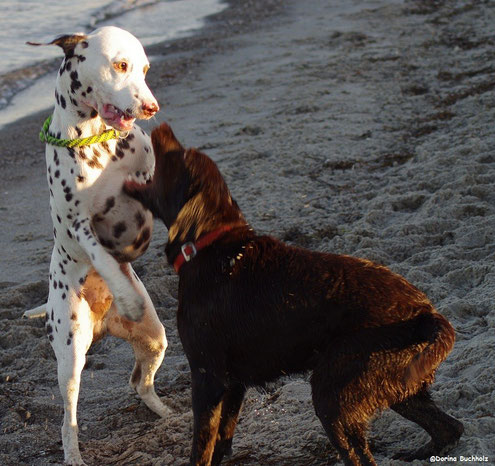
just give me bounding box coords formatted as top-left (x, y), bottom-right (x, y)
top-left (23, 304), bottom-right (47, 319)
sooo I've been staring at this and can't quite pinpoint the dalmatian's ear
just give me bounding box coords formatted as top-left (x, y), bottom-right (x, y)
top-left (27, 33), bottom-right (88, 56)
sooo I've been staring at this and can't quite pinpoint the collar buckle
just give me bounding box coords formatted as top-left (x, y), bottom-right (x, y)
top-left (181, 242), bottom-right (197, 262)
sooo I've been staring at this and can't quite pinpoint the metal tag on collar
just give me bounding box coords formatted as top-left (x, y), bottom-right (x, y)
top-left (181, 242), bottom-right (197, 262)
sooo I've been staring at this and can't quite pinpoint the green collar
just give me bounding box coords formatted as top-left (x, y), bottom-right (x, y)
top-left (39, 115), bottom-right (123, 148)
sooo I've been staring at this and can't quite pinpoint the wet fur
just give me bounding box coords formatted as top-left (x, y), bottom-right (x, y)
top-left (126, 123), bottom-right (463, 466)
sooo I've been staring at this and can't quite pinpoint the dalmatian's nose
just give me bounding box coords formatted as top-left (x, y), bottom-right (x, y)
top-left (141, 101), bottom-right (159, 118)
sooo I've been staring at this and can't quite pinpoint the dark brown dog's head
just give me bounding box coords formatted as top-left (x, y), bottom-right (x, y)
top-left (125, 122), bottom-right (246, 245)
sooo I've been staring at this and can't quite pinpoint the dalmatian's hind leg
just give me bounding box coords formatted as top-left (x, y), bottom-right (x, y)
top-left (106, 263), bottom-right (170, 418)
top-left (46, 259), bottom-right (93, 466)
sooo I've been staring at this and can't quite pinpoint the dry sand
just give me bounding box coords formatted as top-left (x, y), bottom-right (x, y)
top-left (1, 0), bottom-right (494, 464)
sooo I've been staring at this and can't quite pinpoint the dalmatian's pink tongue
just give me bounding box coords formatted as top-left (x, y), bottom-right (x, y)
top-left (102, 104), bottom-right (135, 131)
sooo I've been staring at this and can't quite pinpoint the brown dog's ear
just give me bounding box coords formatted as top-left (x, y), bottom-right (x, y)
top-left (27, 33), bottom-right (88, 57)
top-left (151, 123), bottom-right (184, 156)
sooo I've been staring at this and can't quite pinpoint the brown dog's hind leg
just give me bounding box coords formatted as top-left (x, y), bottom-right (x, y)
top-left (311, 356), bottom-right (377, 466)
top-left (391, 388), bottom-right (464, 461)
top-left (211, 383), bottom-right (246, 466)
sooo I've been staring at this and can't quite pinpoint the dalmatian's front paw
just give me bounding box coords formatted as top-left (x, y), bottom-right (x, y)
top-left (114, 290), bottom-right (145, 322)
top-left (126, 168), bottom-right (153, 186)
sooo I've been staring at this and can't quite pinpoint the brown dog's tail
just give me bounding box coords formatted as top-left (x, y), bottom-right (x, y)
top-left (403, 311), bottom-right (456, 390)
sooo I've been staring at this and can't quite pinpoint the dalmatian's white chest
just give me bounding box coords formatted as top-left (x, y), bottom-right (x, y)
top-left (47, 124), bottom-right (154, 264)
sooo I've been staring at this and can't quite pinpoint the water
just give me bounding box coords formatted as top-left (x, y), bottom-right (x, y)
top-left (0, 0), bottom-right (226, 129)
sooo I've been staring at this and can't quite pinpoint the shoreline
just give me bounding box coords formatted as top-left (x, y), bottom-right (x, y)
top-left (0, 0), bottom-right (284, 135)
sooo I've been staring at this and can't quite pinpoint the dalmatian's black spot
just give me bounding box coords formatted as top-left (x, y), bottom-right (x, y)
top-left (86, 86), bottom-right (92, 93)
top-left (79, 276), bottom-right (85, 285)
top-left (49, 176), bottom-right (53, 185)
top-left (130, 147), bottom-right (135, 153)
top-left (127, 133), bottom-right (135, 141)
top-left (51, 310), bottom-right (54, 321)
top-left (58, 281), bottom-right (63, 289)
top-left (81, 41), bottom-right (89, 48)
top-left (70, 97), bottom-right (79, 107)
top-left (49, 335), bottom-right (54, 342)
top-left (56, 132), bottom-right (62, 139)
top-left (77, 111), bottom-right (86, 118)
top-left (53, 227), bottom-right (57, 238)
top-left (76, 54), bottom-right (86, 63)
top-left (135, 211), bottom-right (145, 228)
top-left (81, 92), bottom-right (86, 98)
top-left (55, 90), bottom-right (60, 105)
top-left (92, 214), bottom-right (104, 223)
top-left (46, 324), bottom-right (53, 334)
top-left (53, 281), bottom-right (58, 289)
top-left (144, 146), bottom-right (150, 153)
top-left (75, 200), bottom-right (80, 207)
top-left (103, 196), bottom-right (115, 214)
top-left (62, 293), bottom-right (66, 300)
top-left (100, 238), bottom-right (115, 249)
top-left (135, 171), bottom-right (140, 177)
top-left (57, 318), bottom-right (61, 324)
top-left (111, 155), bottom-right (118, 162)
top-left (54, 151), bottom-right (60, 166)
top-left (113, 221), bottom-right (127, 238)
top-left (60, 95), bottom-right (66, 109)
top-left (57, 215), bottom-right (61, 223)
top-left (88, 157), bottom-right (103, 169)
top-left (61, 180), bottom-right (66, 187)
top-left (67, 229), bottom-right (73, 239)
top-left (49, 189), bottom-right (54, 197)
top-left (70, 71), bottom-right (82, 94)
top-left (48, 166), bottom-right (51, 174)
top-left (54, 170), bottom-right (60, 178)
top-left (65, 193), bottom-right (73, 202)
top-left (67, 338), bottom-right (72, 346)
top-left (68, 148), bottom-right (76, 159)
top-left (116, 148), bottom-right (125, 159)
top-left (66, 60), bottom-right (72, 72)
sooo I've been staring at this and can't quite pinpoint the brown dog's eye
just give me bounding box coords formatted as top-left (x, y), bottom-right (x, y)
top-left (143, 65), bottom-right (150, 76)
top-left (114, 61), bottom-right (128, 73)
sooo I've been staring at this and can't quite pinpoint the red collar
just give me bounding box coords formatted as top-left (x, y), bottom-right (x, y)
top-left (173, 225), bottom-right (237, 273)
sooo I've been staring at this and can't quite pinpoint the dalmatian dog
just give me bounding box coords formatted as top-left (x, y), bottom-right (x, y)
top-left (26, 27), bottom-right (169, 465)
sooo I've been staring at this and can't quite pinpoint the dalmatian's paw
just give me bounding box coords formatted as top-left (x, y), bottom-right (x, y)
top-left (126, 168), bottom-right (153, 186)
top-left (114, 290), bottom-right (145, 322)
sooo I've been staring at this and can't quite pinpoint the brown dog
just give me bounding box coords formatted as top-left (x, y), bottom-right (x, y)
top-left (125, 123), bottom-right (463, 466)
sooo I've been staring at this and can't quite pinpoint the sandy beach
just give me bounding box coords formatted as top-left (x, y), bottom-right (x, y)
top-left (1, 0), bottom-right (494, 464)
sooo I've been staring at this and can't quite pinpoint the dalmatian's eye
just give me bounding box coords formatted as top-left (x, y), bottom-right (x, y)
top-left (114, 61), bottom-right (128, 73)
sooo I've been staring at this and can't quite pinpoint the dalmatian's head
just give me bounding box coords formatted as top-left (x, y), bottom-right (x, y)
top-left (29, 26), bottom-right (159, 131)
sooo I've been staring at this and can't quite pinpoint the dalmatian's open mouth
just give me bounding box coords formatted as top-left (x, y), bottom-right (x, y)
top-left (101, 104), bottom-right (136, 131)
